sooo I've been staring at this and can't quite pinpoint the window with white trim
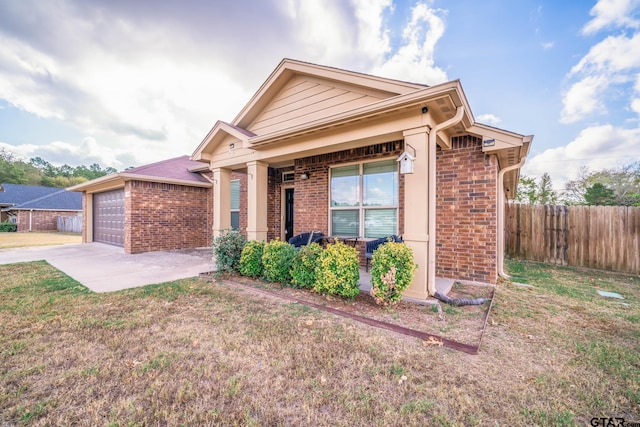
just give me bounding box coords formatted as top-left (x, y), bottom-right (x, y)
top-left (230, 179), bottom-right (240, 230)
top-left (330, 159), bottom-right (398, 238)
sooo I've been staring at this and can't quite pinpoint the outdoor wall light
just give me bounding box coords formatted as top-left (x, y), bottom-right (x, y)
top-left (300, 172), bottom-right (310, 180)
top-left (421, 106), bottom-right (429, 114)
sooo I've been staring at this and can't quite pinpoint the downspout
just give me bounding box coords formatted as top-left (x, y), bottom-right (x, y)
top-left (497, 157), bottom-right (526, 279)
top-left (29, 209), bottom-right (33, 232)
top-left (427, 106), bottom-right (465, 295)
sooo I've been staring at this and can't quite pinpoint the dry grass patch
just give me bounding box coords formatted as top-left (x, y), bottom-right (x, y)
top-left (1, 260), bottom-right (638, 426)
top-left (0, 232), bottom-right (81, 249)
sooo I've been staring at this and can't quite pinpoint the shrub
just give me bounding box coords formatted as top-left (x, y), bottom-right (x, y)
top-left (370, 242), bottom-right (416, 305)
top-left (212, 229), bottom-right (246, 273)
top-left (239, 240), bottom-right (264, 278)
top-left (261, 240), bottom-right (297, 284)
top-left (291, 243), bottom-right (323, 289)
top-left (0, 221), bottom-right (17, 232)
top-left (314, 240), bottom-right (360, 299)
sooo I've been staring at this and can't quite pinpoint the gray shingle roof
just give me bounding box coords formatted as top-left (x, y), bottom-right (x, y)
top-left (0, 183), bottom-right (61, 206)
top-left (0, 184), bottom-right (81, 211)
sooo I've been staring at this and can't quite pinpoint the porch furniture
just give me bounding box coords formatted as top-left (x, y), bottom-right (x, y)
top-left (318, 236), bottom-right (359, 248)
top-left (289, 231), bottom-right (324, 249)
top-left (365, 235), bottom-right (403, 272)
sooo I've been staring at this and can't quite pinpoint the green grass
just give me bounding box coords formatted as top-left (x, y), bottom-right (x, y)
top-left (1, 259), bottom-right (639, 426)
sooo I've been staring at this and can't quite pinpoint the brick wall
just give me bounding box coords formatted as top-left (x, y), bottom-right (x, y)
top-left (14, 210), bottom-right (80, 232)
top-left (125, 181), bottom-right (212, 254)
top-left (436, 135), bottom-right (498, 284)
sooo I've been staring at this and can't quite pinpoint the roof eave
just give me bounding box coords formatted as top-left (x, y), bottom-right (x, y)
top-left (247, 80), bottom-right (469, 148)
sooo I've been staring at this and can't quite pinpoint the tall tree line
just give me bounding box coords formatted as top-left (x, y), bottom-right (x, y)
top-left (0, 148), bottom-right (117, 188)
top-left (515, 162), bottom-right (640, 206)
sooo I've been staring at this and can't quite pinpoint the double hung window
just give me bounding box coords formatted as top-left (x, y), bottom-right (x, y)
top-left (230, 179), bottom-right (240, 230)
top-left (330, 159), bottom-right (398, 238)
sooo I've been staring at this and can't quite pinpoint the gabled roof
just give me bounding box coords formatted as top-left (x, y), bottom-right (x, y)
top-left (3, 189), bottom-right (81, 211)
top-left (232, 58), bottom-right (428, 129)
top-left (68, 155), bottom-right (212, 193)
top-left (0, 183), bottom-right (62, 207)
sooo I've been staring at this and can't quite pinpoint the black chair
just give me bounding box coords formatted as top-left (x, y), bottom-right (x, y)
top-left (365, 235), bottom-right (403, 272)
top-left (289, 231), bottom-right (324, 249)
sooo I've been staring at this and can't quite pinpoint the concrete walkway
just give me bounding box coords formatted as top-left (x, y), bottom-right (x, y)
top-left (0, 243), bottom-right (214, 293)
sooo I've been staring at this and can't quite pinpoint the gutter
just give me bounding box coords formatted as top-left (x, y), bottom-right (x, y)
top-left (497, 156), bottom-right (527, 280)
top-left (427, 106), bottom-right (465, 295)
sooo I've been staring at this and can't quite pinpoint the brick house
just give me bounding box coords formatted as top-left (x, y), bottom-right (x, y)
top-left (0, 183), bottom-right (82, 232)
top-left (72, 59), bottom-right (532, 300)
top-left (69, 156), bottom-right (214, 254)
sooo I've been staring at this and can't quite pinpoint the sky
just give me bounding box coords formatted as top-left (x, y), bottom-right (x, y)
top-left (0, 0), bottom-right (639, 189)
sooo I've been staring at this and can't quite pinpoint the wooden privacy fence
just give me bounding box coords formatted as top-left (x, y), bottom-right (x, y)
top-left (57, 215), bottom-right (82, 234)
top-left (505, 204), bottom-right (640, 275)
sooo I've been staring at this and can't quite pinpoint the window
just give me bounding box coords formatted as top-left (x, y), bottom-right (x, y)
top-left (231, 179), bottom-right (240, 230)
top-left (330, 159), bottom-right (398, 238)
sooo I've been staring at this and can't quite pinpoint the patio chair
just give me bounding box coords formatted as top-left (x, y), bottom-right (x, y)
top-left (365, 235), bottom-right (403, 272)
top-left (288, 231), bottom-right (324, 249)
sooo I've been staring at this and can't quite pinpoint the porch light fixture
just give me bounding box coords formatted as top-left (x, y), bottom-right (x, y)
top-left (300, 172), bottom-right (310, 180)
top-left (397, 143), bottom-right (416, 174)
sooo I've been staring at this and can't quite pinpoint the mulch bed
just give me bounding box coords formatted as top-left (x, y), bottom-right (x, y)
top-left (200, 272), bottom-right (495, 353)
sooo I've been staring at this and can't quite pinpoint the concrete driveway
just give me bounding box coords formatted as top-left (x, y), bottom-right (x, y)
top-left (0, 243), bottom-right (214, 292)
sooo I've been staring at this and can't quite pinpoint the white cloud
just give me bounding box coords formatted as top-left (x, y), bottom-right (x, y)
top-left (582, 0), bottom-right (640, 35)
top-left (560, 75), bottom-right (611, 123)
top-left (476, 113), bottom-right (502, 126)
top-left (541, 41), bottom-right (555, 50)
top-left (0, 138), bottom-right (136, 170)
top-left (0, 0), bottom-right (453, 168)
top-left (373, 2), bottom-right (448, 85)
top-left (522, 124), bottom-right (640, 188)
top-left (561, 33), bottom-right (640, 123)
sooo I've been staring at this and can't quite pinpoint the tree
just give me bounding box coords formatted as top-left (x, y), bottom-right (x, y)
top-left (563, 162), bottom-right (639, 206)
top-left (515, 173), bottom-right (560, 205)
top-left (537, 173), bottom-right (558, 205)
top-left (0, 148), bottom-right (117, 187)
top-left (584, 183), bottom-right (616, 205)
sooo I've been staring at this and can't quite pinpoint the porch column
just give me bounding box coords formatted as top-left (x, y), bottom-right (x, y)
top-left (402, 127), bottom-right (430, 300)
top-left (246, 160), bottom-right (268, 242)
top-left (212, 167), bottom-right (232, 239)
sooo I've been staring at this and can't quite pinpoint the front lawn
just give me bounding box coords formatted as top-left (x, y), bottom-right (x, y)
top-left (0, 260), bottom-right (638, 425)
top-left (0, 232), bottom-right (81, 249)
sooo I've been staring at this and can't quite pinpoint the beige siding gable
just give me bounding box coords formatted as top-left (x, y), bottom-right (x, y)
top-left (247, 75), bottom-right (393, 135)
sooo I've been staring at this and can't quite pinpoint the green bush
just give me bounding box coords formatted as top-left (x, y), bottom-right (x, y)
top-left (370, 242), bottom-right (416, 305)
top-left (239, 240), bottom-right (264, 278)
top-left (291, 243), bottom-right (323, 289)
top-left (261, 240), bottom-right (297, 284)
top-left (314, 240), bottom-right (360, 299)
top-left (212, 229), bottom-right (246, 273)
top-left (0, 221), bottom-right (17, 232)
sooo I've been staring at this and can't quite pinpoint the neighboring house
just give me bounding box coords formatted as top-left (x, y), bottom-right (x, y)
top-left (71, 59), bottom-right (532, 300)
top-left (69, 156), bottom-right (213, 252)
top-left (0, 183), bottom-right (82, 232)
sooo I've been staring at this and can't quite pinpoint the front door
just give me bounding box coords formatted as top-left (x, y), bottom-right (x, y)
top-left (285, 188), bottom-right (294, 242)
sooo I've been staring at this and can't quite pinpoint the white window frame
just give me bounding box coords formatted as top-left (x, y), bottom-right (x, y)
top-left (329, 159), bottom-right (399, 238)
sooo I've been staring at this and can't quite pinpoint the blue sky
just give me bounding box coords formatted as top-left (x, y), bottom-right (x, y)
top-left (0, 0), bottom-right (639, 189)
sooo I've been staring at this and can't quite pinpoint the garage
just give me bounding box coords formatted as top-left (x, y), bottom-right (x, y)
top-left (93, 189), bottom-right (124, 246)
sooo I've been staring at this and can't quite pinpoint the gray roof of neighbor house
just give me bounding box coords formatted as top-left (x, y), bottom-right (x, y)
top-left (0, 183), bottom-right (62, 207)
top-left (0, 184), bottom-right (82, 212)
